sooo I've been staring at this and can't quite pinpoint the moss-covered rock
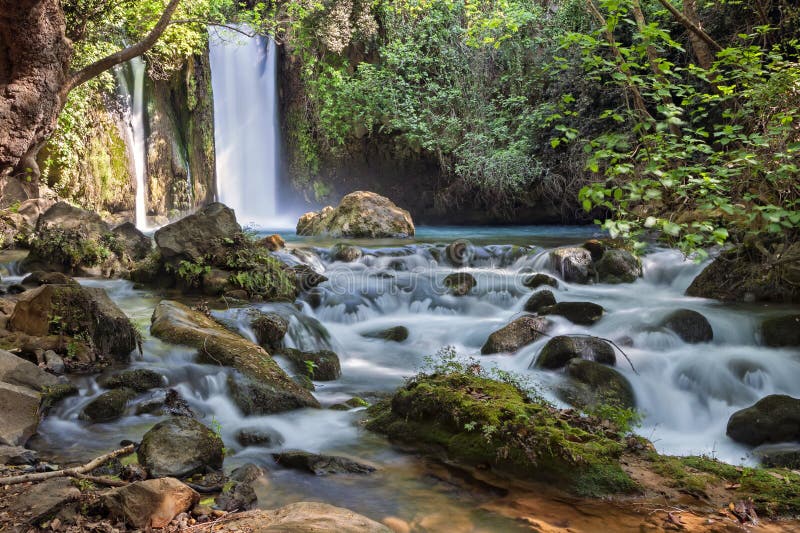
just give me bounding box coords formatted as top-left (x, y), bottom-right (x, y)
top-left (560, 359), bottom-right (635, 409)
top-left (727, 395), bottom-right (800, 446)
top-left (296, 191), bottom-right (415, 238)
top-left (138, 417), bottom-right (224, 478)
top-left (534, 335), bottom-right (616, 370)
top-left (150, 301), bottom-right (319, 412)
top-left (595, 249), bottom-right (642, 284)
top-left (481, 316), bottom-right (551, 354)
top-left (443, 272), bottom-right (476, 296)
top-left (249, 311), bottom-right (289, 351)
top-left (279, 348), bottom-right (341, 381)
top-left (660, 309), bottom-right (713, 344)
top-left (366, 371), bottom-right (638, 496)
top-left (100, 369), bottom-right (165, 392)
top-left (523, 289), bottom-right (556, 313)
top-left (539, 301), bottom-right (604, 326)
top-left (522, 273), bottom-right (558, 289)
top-left (330, 243), bottom-right (363, 262)
top-left (762, 314), bottom-right (800, 347)
top-left (80, 388), bottom-right (137, 422)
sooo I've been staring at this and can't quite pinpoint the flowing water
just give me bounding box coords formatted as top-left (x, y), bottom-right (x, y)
top-left (209, 29), bottom-right (288, 228)
top-left (12, 227), bottom-right (800, 530)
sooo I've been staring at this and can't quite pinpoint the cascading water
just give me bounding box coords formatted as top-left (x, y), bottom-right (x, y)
top-left (115, 57), bottom-right (148, 230)
top-left (209, 28), bottom-right (282, 228)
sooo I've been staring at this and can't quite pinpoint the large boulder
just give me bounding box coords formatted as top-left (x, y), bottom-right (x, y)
top-left (481, 316), bottom-right (551, 354)
top-left (150, 301), bottom-right (319, 412)
top-left (726, 395), bottom-right (800, 446)
top-left (595, 249), bottom-right (642, 284)
top-left (550, 247), bottom-right (594, 284)
top-left (154, 202), bottom-right (240, 266)
top-left (0, 349), bottom-right (59, 391)
top-left (103, 477), bottom-right (199, 529)
top-left (534, 335), bottom-right (616, 370)
top-left (36, 201), bottom-right (110, 236)
top-left (539, 301), bottom-right (604, 326)
top-left (660, 309), bottom-right (713, 344)
top-left (0, 382), bottom-right (41, 446)
top-left (296, 191), bottom-right (415, 239)
top-left (112, 222), bottom-right (152, 261)
top-left (206, 502), bottom-right (391, 533)
top-left (138, 417), bottom-right (224, 478)
top-left (762, 314), bottom-right (800, 347)
top-left (560, 359), bottom-right (635, 409)
top-left (9, 284), bottom-right (139, 360)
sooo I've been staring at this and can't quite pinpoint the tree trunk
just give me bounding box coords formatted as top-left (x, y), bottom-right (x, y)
top-left (682, 0), bottom-right (715, 69)
top-left (0, 0), bottom-right (72, 178)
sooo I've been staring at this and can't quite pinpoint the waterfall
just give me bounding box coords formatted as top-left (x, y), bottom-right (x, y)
top-left (115, 58), bottom-right (149, 230)
top-left (209, 28), bottom-right (282, 228)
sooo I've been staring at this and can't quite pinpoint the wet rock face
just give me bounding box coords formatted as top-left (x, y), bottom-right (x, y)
top-left (539, 301), bottom-right (605, 326)
top-left (443, 272), bottom-right (476, 296)
top-left (250, 311), bottom-right (289, 351)
top-left (103, 477), bottom-right (199, 529)
top-left (80, 388), bottom-right (137, 423)
top-left (272, 450), bottom-right (376, 475)
top-left (153, 202), bottom-right (241, 266)
top-left (362, 325), bottom-right (409, 342)
top-left (660, 309), bottom-right (713, 343)
top-left (279, 348), bottom-right (342, 381)
top-left (595, 249), bottom-right (642, 284)
top-left (534, 335), bottom-right (616, 370)
top-left (523, 289), bottom-right (556, 313)
top-left (727, 395), bottom-right (800, 447)
top-left (481, 316), bottom-right (552, 355)
top-left (112, 222), bottom-right (152, 261)
top-left (100, 369), bottom-right (165, 392)
top-left (138, 417), bottom-right (224, 478)
top-left (330, 243), bottom-right (363, 262)
top-left (297, 191), bottom-right (415, 238)
top-left (215, 463), bottom-right (267, 511)
top-left (236, 427), bottom-right (285, 447)
top-left (522, 273), bottom-right (559, 289)
top-left (761, 314), bottom-right (800, 347)
top-left (560, 359), bottom-right (635, 409)
top-left (550, 247), bottom-right (595, 284)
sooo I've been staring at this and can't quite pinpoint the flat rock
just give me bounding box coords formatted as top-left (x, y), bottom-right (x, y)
top-left (207, 502), bottom-right (390, 532)
top-left (103, 477), bottom-right (199, 529)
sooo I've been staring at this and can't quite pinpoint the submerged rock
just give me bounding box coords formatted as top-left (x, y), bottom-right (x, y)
top-left (523, 289), bottom-right (556, 313)
top-left (103, 477), bottom-right (199, 529)
top-left (539, 301), bottom-right (604, 326)
top-left (208, 502), bottom-right (391, 533)
top-left (443, 272), bottom-right (476, 296)
top-left (296, 191), bottom-right (415, 239)
top-left (279, 348), bottom-right (342, 381)
top-left (726, 395), bottom-right (800, 446)
top-left (236, 427), bottom-right (285, 447)
top-left (362, 325), bottom-right (409, 342)
top-left (138, 417), bottom-right (224, 478)
top-left (80, 388), bottom-right (137, 422)
top-left (100, 369), bottom-right (165, 392)
top-left (595, 249), bottom-right (642, 284)
top-left (560, 359), bottom-right (635, 409)
top-left (660, 309), bottom-right (713, 343)
top-left (534, 335), bottom-right (616, 370)
top-left (150, 300), bottom-right (319, 413)
top-left (522, 273), bottom-right (558, 289)
top-left (154, 202), bottom-right (240, 266)
top-left (550, 247), bottom-right (594, 283)
top-left (250, 311), bottom-right (289, 351)
top-left (761, 314), bottom-right (800, 347)
top-left (273, 450), bottom-right (376, 475)
top-left (481, 316), bottom-right (551, 355)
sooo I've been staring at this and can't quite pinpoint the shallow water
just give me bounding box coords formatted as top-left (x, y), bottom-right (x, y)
top-left (12, 226), bottom-right (800, 530)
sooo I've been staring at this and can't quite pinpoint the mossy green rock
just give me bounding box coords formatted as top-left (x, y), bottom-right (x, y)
top-left (534, 335), bottom-right (615, 370)
top-left (595, 249), bottom-right (642, 284)
top-left (762, 314), bottom-right (800, 347)
top-left (80, 388), bottom-right (137, 422)
top-left (539, 301), bottom-right (604, 326)
top-left (249, 311), bottom-right (288, 351)
top-left (366, 371), bottom-right (637, 496)
top-left (100, 369), bottom-right (165, 392)
top-left (727, 394), bottom-right (800, 446)
top-left (150, 300), bottom-right (319, 412)
top-left (138, 417), bottom-right (224, 478)
top-left (561, 359), bottom-right (635, 409)
top-left (279, 348), bottom-right (341, 381)
top-left (330, 243), bottom-right (363, 263)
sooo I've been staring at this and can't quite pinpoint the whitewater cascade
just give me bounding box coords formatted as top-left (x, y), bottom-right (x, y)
top-left (115, 57), bottom-right (148, 230)
top-left (209, 28), bottom-right (281, 228)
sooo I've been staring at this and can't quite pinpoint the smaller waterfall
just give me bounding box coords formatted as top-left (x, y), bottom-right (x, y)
top-left (209, 28), bottom-right (282, 228)
top-left (115, 57), bottom-right (149, 230)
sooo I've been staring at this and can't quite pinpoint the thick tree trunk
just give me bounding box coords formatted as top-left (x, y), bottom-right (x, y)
top-left (681, 0), bottom-right (715, 69)
top-left (0, 0), bottom-right (72, 178)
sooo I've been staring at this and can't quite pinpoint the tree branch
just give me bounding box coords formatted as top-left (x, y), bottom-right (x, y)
top-left (0, 445), bottom-right (134, 486)
top-left (170, 19), bottom-right (256, 38)
top-left (63, 0), bottom-right (181, 94)
top-left (656, 0), bottom-right (722, 53)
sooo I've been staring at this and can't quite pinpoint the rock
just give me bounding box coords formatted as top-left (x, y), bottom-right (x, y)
top-left (686, 241), bottom-right (800, 303)
top-left (16, 198), bottom-right (55, 229)
top-left (443, 272), bottom-right (476, 296)
top-left (445, 240), bottom-right (473, 266)
top-left (279, 348), bottom-right (342, 381)
top-left (0, 444), bottom-right (37, 465)
top-left (330, 243), bottom-right (363, 262)
top-left (534, 335), bottom-right (616, 370)
top-left (201, 267), bottom-right (232, 295)
top-left (80, 388), bottom-right (137, 422)
top-left (120, 463), bottom-right (148, 482)
top-left (595, 249), bottom-right (642, 283)
top-left (135, 389), bottom-right (194, 418)
top-left (100, 369), bottom-right (165, 392)
top-left (561, 359), bottom-right (635, 409)
top-left (523, 289), bottom-right (556, 313)
top-left (752, 443), bottom-right (800, 469)
top-left (296, 191), bottom-right (415, 239)
top-left (21, 271), bottom-right (78, 287)
top-left (726, 395), bottom-right (800, 446)
top-left (36, 201), bottom-right (110, 237)
top-left (40, 383), bottom-right (79, 412)
top-left (250, 311), bottom-right (288, 351)
top-left (44, 350), bottom-right (64, 374)
top-left (215, 463), bottom-right (266, 511)
top-left (481, 316), bottom-right (552, 355)
top-left (9, 284), bottom-right (139, 360)
top-left (0, 382), bottom-right (42, 446)
top-left (272, 450), bottom-right (376, 475)
top-left (138, 417), bottom-right (224, 478)
top-left (362, 326), bottom-right (409, 342)
top-left (292, 264), bottom-right (328, 291)
top-left (258, 234), bottom-right (286, 251)
top-left (103, 477), bottom-right (200, 529)
top-left (112, 222), bottom-right (152, 261)
top-left (762, 314), bottom-right (800, 347)
top-left (207, 502), bottom-right (391, 532)
top-left (660, 309), bottom-right (713, 343)
top-left (0, 349), bottom-right (59, 390)
top-left (522, 273), bottom-right (558, 289)
top-left (236, 427), bottom-right (285, 447)
top-left (582, 239), bottom-right (607, 262)
top-left (539, 301), bottom-right (604, 326)
top-left (154, 202), bottom-right (241, 266)
top-left (150, 301), bottom-right (319, 412)
top-left (6, 478), bottom-right (80, 524)
top-left (550, 247), bottom-right (595, 283)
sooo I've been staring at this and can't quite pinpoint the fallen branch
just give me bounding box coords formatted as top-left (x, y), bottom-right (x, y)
top-left (73, 473), bottom-right (128, 488)
top-left (0, 445), bottom-right (134, 486)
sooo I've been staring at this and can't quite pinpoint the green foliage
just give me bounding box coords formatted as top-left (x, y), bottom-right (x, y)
top-left (215, 231), bottom-right (297, 300)
top-left (28, 227), bottom-right (114, 269)
top-left (175, 258), bottom-right (211, 288)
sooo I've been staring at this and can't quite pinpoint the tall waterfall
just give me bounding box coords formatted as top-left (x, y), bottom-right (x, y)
top-left (115, 58), bottom-right (148, 230)
top-left (209, 28), bottom-right (281, 228)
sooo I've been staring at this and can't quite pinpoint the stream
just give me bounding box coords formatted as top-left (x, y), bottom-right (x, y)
top-left (9, 226), bottom-right (800, 530)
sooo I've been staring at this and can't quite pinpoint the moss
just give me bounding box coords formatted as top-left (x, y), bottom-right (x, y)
top-left (40, 383), bottom-right (79, 412)
top-left (366, 371), bottom-right (637, 496)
